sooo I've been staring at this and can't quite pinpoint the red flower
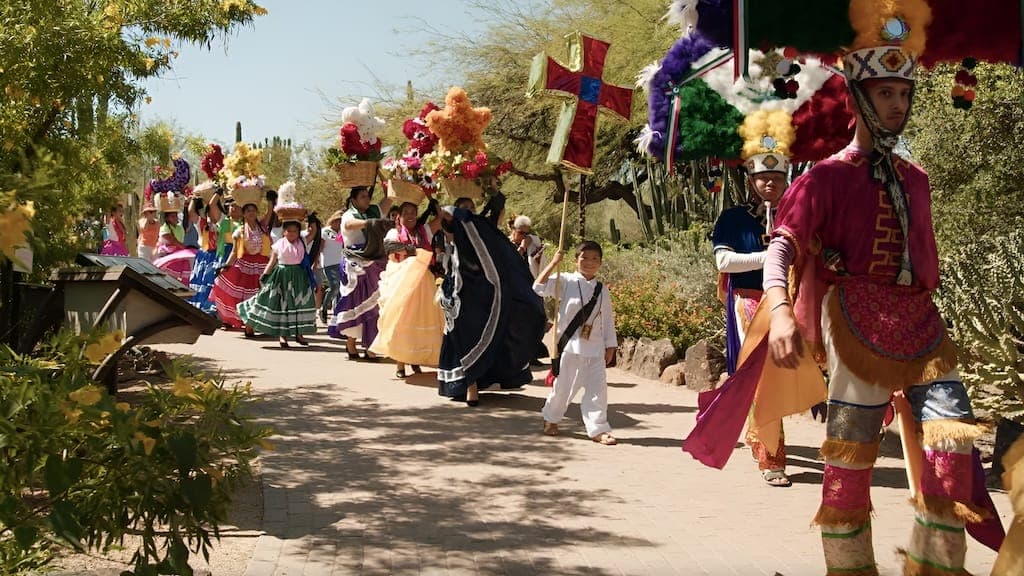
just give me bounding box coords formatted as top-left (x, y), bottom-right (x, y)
top-left (460, 161), bottom-right (481, 179)
top-left (495, 160), bottom-right (513, 177)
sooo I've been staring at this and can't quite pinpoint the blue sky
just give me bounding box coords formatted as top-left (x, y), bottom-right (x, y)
top-left (141, 0), bottom-right (490, 147)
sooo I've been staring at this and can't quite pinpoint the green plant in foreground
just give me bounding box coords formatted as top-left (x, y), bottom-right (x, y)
top-left (0, 330), bottom-right (272, 575)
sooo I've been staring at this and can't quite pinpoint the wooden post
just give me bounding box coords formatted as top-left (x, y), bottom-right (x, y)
top-left (551, 179), bottom-right (573, 371)
top-left (578, 173), bottom-right (587, 239)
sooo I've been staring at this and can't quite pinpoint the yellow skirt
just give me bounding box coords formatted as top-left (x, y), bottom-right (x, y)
top-left (370, 249), bottom-right (444, 366)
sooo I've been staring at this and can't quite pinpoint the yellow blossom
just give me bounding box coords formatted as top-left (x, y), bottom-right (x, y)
top-left (143, 418), bottom-right (162, 428)
top-left (134, 432), bottom-right (156, 455)
top-left (69, 385), bottom-right (103, 407)
top-left (0, 201), bottom-right (33, 261)
top-left (83, 331), bottom-right (122, 364)
top-left (143, 58), bottom-right (155, 71)
top-left (172, 377), bottom-right (196, 398)
top-left (161, 37), bottom-right (171, 49)
top-left (60, 401), bottom-right (82, 424)
top-left (144, 37), bottom-right (159, 47)
top-left (144, 96), bottom-right (152, 105)
top-left (258, 439), bottom-right (276, 451)
top-left (254, 6), bottom-right (268, 16)
top-left (115, 402), bottom-right (131, 412)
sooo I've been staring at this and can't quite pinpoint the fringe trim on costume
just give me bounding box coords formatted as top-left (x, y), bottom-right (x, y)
top-left (898, 549), bottom-right (972, 575)
top-left (910, 494), bottom-right (988, 526)
top-left (921, 420), bottom-right (987, 448)
top-left (821, 438), bottom-right (881, 465)
top-left (827, 296), bottom-right (958, 391)
top-left (814, 503), bottom-right (873, 527)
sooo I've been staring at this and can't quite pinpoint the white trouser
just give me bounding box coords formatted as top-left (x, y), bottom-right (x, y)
top-left (138, 245), bottom-right (157, 262)
top-left (542, 353), bottom-right (611, 437)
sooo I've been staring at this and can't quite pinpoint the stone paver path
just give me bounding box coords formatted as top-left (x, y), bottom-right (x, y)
top-left (157, 331), bottom-right (1010, 575)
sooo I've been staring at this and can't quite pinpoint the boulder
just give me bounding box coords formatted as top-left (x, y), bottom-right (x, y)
top-left (659, 361), bottom-right (686, 386)
top-left (684, 338), bottom-right (726, 392)
top-left (631, 337), bottom-right (678, 380)
top-left (617, 337), bottom-right (637, 371)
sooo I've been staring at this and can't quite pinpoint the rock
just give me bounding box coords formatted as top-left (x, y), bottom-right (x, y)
top-left (617, 337), bottom-right (637, 371)
top-left (683, 338), bottom-right (726, 392)
top-left (659, 361), bottom-right (686, 386)
top-left (631, 337), bottom-right (678, 380)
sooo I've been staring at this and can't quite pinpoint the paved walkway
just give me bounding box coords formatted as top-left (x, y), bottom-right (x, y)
top-left (157, 331), bottom-right (1011, 576)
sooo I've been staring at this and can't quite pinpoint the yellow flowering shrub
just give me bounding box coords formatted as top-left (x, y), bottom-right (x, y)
top-left (0, 330), bottom-right (272, 574)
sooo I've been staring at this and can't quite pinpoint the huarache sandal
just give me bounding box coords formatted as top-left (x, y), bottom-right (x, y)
top-left (543, 422), bottom-right (559, 436)
top-left (591, 433), bottom-right (617, 445)
top-left (762, 469), bottom-right (792, 487)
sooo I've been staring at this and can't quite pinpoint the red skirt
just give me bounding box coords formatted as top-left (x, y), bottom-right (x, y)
top-left (211, 252), bottom-right (269, 328)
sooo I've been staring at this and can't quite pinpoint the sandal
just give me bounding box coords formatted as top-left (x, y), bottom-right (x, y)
top-left (295, 336), bottom-right (309, 346)
top-left (278, 338), bottom-right (289, 349)
top-left (411, 365), bottom-right (422, 374)
top-left (591, 433), bottom-right (617, 445)
top-left (543, 422), bottom-right (559, 436)
top-left (395, 368), bottom-right (407, 379)
top-left (762, 469), bottom-right (792, 487)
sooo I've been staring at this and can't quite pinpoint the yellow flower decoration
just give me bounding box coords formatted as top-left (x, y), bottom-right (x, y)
top-left (134, 431), bottom-right (156, 455)
top-left (171, 377), bottom-right (196, 398)
top-left (69, 385), bottom-right (103, 407)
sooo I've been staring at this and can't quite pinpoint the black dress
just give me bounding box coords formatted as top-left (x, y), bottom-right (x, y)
top-left (436, 194), bottom-right (546, 398)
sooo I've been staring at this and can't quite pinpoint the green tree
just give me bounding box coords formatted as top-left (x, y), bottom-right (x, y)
top-left (0, 0), bottom-right (267, 276)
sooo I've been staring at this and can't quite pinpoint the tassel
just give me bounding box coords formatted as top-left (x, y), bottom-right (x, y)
top-left (921, 420), bottom-right (986, 448)
top-left (897, 268), bottom-right (914, 286)
top-left (899, 549), bottom-right (972, 575)
top-left (821, 438), bottom-right (881, 465)
top-left (911, 494), bottom-right (989, 525)
top-left (814, 503), bottom-right (873, 527)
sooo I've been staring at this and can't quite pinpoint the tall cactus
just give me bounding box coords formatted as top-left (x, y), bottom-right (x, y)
top-left (936, 229), bottom-right (1024, 422)
top-left (235, 121), bottom-right (242, 144)
top-left (609, 218), bottom-right (621, 245)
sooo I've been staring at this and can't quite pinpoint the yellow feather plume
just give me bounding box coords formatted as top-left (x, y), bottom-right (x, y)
top-left (739, 110), bottom-right (795, 161)
top-left (849, 0), bottom-right (931, 55)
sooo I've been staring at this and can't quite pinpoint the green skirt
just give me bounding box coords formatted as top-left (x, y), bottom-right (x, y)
top-left (238, 264), bottom-right (317, 336)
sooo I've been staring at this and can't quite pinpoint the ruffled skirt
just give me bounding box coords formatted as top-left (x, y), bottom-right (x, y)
top-left (369, 249), bottom-right (443, 366)
top-left (327, 257), bottom-right (383, 346)
top-left (211, 251), bottom-right (269, 328)
top-left (237, 264), bottom-right (317, 337)
top-left (154, 247), bottom-right (197, 285)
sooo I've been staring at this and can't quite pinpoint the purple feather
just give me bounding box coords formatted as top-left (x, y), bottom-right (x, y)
top-left (150, 157), bottom-right (191, 194)
top-left (646, 33), bottom-right (715, 160)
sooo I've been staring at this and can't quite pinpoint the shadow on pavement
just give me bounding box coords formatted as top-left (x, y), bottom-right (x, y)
top-left (236, 382), bottom-right (646, 574)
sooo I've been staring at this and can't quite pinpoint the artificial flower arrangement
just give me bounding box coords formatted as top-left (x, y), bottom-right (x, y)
top-left (147, 155), bottom-right (191, 212)
top-left (326, 98), bottom-right (386, 189)
top-left (220, 142), bottom-right (266, 207)
top-left (378, 102), bottom-right (441, 203)
top-left (192, 143), bottom-right (226, 204)
top-left (421, 87), bottom-right (512, 199)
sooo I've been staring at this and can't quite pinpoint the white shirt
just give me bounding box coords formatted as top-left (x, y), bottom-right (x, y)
top-left (533, 271), bottom-right (616, 358)
top-left (320, 227), bottom-right (344, 267)
top-left (340, 212), bottom-right (366, 247)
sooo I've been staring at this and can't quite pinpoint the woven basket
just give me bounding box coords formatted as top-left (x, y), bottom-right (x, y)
top-left (274, 206), bottom-right (307, 223)
top-left (192, 181), bottom-right (219, 204)
top-left (440, 177), bottom-right (484, 200)
top-left (154, 193), bottom-right (185, 213)
top-left (387, 179), bottom-right (426, 205)
top-left (231, 186), bottom-right (264, 209)
top-left (335, 161), bottom-right (379, 189)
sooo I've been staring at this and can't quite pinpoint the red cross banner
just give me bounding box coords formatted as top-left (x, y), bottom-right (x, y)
top-left (527, 32), bottom-right (634, 174)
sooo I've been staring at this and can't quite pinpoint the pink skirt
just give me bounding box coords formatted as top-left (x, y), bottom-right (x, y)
top-left (154, 248), bottom-right (197, 285)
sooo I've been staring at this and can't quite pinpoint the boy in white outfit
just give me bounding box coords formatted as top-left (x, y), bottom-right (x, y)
top-left (534, 241), bottom-right (618, 445)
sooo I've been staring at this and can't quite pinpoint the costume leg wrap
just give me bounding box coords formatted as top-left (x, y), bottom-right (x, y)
top-left (902, 378), bottom-right (981, 576)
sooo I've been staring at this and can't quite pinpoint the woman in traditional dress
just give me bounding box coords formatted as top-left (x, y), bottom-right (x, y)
top-left (100, 203), bottom-right (128, 256)
top-left (327, 186), bottom-right (393, 359)
top-left (238, 184), bottom-right (316, 347)
top-left (153, 207), bottom-right (197, 285)
top-left (302, 213), bottom-right (326, 314)
top-left (188, 192), bottom-right (233, 314)
top-left (370, 200), bottom-right (443, 378)
top-left (211, 197), bottom-right (272, 333)
top-left (436, 193), bottom-right (546, 406)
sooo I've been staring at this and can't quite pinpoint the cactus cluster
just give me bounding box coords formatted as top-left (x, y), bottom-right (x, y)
top-left (936, 229), bottom-right (1024, 423)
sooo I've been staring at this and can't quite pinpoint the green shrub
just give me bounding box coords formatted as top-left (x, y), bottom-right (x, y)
top-left (601, 227), bottom-right (724, 353)
top-left (935, 229), bottom-right (1024, 423)
top-left (0, 330), bottom-right (272, 575)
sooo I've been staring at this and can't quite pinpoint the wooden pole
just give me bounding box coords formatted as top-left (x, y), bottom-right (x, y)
top-left (551, 177), bottom-right (573, 368)
top-left (578, 174), bottom-right (587, 239)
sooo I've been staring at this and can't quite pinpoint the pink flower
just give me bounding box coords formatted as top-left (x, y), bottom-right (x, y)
top-left (474, 152), bottom-right (489, 167)
top-left (495, 160), bottom-right (513, 177)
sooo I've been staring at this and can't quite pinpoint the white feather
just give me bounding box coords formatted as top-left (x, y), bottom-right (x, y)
top-left (634, 125), bottom-right (657, 157)
top-left (636, 61), bottom-right (662, 92)
top-left (664, 0), bottom-right (699, 36)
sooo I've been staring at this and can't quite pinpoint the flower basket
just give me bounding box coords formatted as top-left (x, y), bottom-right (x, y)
top-left (387, 179), bottom-right (426, 205)
top-left (335, 160), bottom-right (379, 189)
top-left (274, 206), bottom-right (307, 223)
top-left (440, 177), bottom-right (484, 200)
top-left (231, 186), bottom-right (264, 209)
top-left (154, 193), bottom-right (186, 213)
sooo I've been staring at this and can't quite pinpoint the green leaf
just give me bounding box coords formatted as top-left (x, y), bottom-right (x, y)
top-left (181, 474), bottom-right (212, 509)
top-left (13, 524), bottom-right (38, 550)
top-left (168, 433), bottom-right (197, 474)
top-left (48, 500), bottom-right (84, 550)
top-left (44, 456), bottom-right (82, 496)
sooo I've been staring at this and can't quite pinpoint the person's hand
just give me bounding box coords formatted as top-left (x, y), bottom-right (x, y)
top-left (605, 347), bottom-right (617, 367)
top-left (550, 250), bottom-right (564, 266)
top-left (768, 305), bottom-right (804, 369)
